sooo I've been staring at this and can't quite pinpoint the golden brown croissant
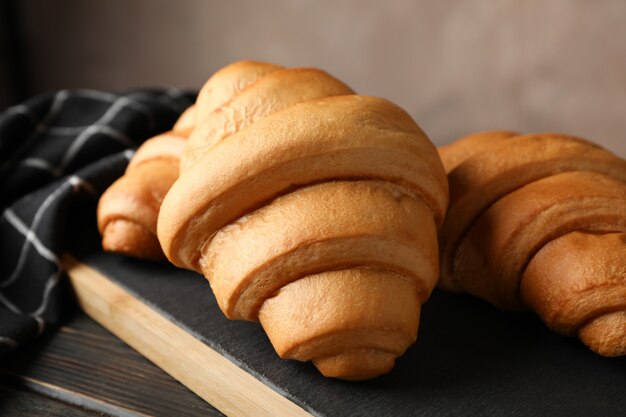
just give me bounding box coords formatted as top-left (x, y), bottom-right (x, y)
top-left (182, 66), bottom-right (355, 170)
top-left (97, 61), bottom-right (281, 260)
top-left (438, 131), bottom-right (626, 357)
top-left (159, 66), bottom-right (448, 380)
top-left (97, 129), bottom-right (189, 261)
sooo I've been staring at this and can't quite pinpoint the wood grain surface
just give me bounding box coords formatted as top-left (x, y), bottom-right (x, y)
top-left (0, 384), bottom-right (104, 417)
top-left (64, 255), bottom-right (312, 417)
top-left (0, 310), bottom-right (223, 417)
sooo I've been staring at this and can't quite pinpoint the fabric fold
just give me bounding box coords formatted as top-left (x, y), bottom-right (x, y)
top-left (0, 89), bottom-right (194, 354)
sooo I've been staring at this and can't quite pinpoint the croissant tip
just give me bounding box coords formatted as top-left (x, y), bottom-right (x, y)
top-left (312, 349), bottom-right (396, 381)
top-left (102, 220), bottom-right (166, 262)
top-left (578, 311), bottom-right (626, 357)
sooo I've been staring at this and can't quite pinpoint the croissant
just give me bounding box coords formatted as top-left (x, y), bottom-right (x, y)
top-left (97, 123), bottom-right (190, 261)
top-left (438, 131), bottom-right (626, 357)
top-left (97, 61), bottom-right (282, 260)
top-left (158, 68), bottom-right (448, 379)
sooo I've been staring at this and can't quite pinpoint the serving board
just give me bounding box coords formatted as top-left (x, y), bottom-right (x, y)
top-left (64, 214), bottom-right (625, 417)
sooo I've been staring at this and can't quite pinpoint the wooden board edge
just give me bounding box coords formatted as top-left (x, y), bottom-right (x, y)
top-left (62, 254), bottom-right (313, 417)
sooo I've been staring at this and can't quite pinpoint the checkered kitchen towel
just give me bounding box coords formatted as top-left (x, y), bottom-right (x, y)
top-left (0, 89), bottom-right (194, 354)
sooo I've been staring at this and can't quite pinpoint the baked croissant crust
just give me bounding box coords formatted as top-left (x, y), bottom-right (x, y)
top-left (158, 65), bottom-right (448, 379)
top-left (438, 131), bottom-right (626, 357)
top-left (97, 61), bottom-right (281, 260)
top-left (97, 129), bottom-right (188, 261)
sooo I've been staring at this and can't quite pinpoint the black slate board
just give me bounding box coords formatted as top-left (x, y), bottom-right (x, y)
top-left (66, 213), bottom-right (626, 417)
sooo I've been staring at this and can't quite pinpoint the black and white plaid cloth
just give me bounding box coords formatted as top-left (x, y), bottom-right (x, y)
top-left (0, 88), bottom-right (194, 354)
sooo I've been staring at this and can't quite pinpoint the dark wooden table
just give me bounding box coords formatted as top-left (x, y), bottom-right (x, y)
top-left (0, 310), bottom-right (224, 417)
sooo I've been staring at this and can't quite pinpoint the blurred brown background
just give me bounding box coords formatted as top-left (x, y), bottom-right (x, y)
top-left (2, 0), bottom-right (625, 154)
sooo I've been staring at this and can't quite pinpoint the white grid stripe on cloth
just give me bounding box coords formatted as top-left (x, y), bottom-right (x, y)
top-left (0, 91), bottom-right (69, 175)
top-left (0, 174), bottom-right (97, 330)
top-left (2, 208), bottom-right (60, 267)
top-left (57, 124), bottom-right (133, 171)
top-left (123, 149), bottom-right (135, 160)
top-left (73, 89), bottom-right (156, 124)
top-left (31, 270), bottom-right (63, 316)
top-left (5, 104), bottom-right (39, 124)
top-left (20, 128), bottom-right (132, 178)
top-left (128, 88), bottom-right (188, 114)
top-left (1, 92), bottom-right (134, 318)
top-left (46, 126), bottom-right (99, 135)
top-left (0, 336), bottom-right (18, 349)
top-left (1, 174), bottom-right (96, 288)
top-left (20, 158), bottom-right (61, 176)
top-left (0, 88), bottom-right (194, 353)
top-left (18, 97), bottom-right (137, 177)
top-left (9, 90), bottom-right (155, 137)
top-left (10, 90), bottom-right (152, 177)
top-left (0, 277), bottom-right (51, 334)
top-left (35, 90), bottom-right (70, 133)
top-left (33, 315), bottom-right (45, 334)
top-left (67, 175), bottom-right (98, 196)
top-left (0, 291), bottom-right (22, 314)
